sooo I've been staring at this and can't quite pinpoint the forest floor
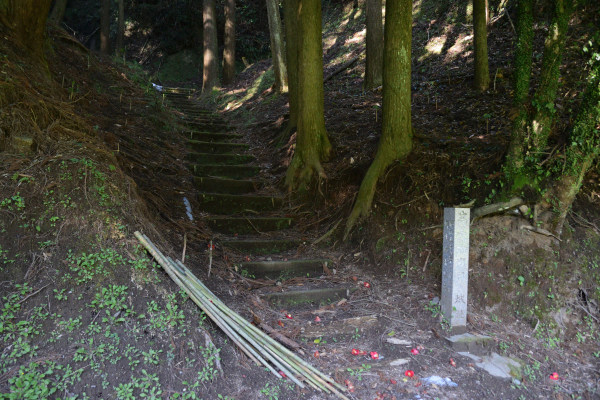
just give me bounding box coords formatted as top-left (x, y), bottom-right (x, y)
top-left (1, 2), bottom-right (600, 400)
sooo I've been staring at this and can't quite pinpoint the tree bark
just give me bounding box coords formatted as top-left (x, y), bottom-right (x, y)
top-left (285, 0), bottom-right (330, 191)
top-left (504, 0), bottom-right (534, 183)
top-left (283, 0), bottom-right (299, 133)
top-left (346, 0), bottom-right (413, 236)
top-left (222, 0), bottom-right (236, 85)
top-left (100, 0), bottom-right (110, 54)
top-left (266, 0), bottom-right (288, 92)
top-left (473, 0), bottom-right (489, 91)
top-left (543, 62), bottom-right (600, 235)
top-left (0, 0), bottom-right (52, 57)
top-left (202, 0), bottom-right (219, 92)
top-left (115, 0), bottom-right (125, 56)
top-left (504, 0), bottom-right (573, 192)
top-left (49, 0), bottom-right (68, 25)
top-left (364, 0), bottom-right (383, 90)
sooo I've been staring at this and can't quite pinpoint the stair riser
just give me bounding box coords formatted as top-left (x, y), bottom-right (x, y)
top-left (194, 177), bottom-right (260, 194)
top-left (198, 193), bottom-right (282, 214)
top-left (187, 153), bottom-right (256, 165)
top-left (207, 218), bottom-right (294, 234)
top-left (240, 260), bottom-right (329, 280)
top-left (187, 143), bottom-right (248, 154)
top-left (192, 165), bottom-right (260, 179)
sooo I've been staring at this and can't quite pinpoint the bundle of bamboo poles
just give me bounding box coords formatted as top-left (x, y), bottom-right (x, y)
top-left (134, 232), bottom-right (349, 400)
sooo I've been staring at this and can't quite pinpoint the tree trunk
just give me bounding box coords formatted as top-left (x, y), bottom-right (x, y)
top-left (0, 0), bottom-right (52, 57)
top-left (115, 0), bottom-right (125, 56)
top-left (202, 0), bottom-right (219, 92)
top-left (504, 0), bottom-right (572, 192)
top-left (364, 0), bottom-right (383, 90)
top-left (100, 0), bottom-right (110, 54)
top-left (504, 0), bottom-right (534, 183)
top-left (528, 0), bottom-right (572, 153)
top-left (542, 62), bottom-right (600, 235)
top-left (345, 0), bottom-right (413, 236)
top-left (283, 0), bottom-right (299, 134)
top-left (49, 0), bottom-right (68, 25)
top-left (222, 0), bottom-right (236, 85)
top-left (266, 0), bottom-right (288, 92)
top-left (285, 0), bottom-right (330, 191)
top-left (473, 0), bottom-right (489, 91)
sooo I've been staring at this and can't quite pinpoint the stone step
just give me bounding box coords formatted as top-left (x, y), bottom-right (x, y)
top-left (192, 164), bottom-right (260, 179)
top-left (240, 259), bottom-right (330, 280)
top-left (198, 193), bottom-right (283, 214)
top-left (186, 132), bottom-right (243, 142)
top-left (194, 177), bottom-right (260, 194)
top-left (221, 239), bottom-right (300, 254)
top-left (207, 217), bottom-right (293, 234)
top-left (187, 141), bottom-right (248, 154)
top-left (187, 152), bottom-right (256, 166)
top-left (263, 286), bottom-right (355, 307)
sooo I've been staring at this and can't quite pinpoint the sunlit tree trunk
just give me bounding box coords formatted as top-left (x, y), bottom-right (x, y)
top-left (266, 0), bottom-right (288, 92)
top-left (222, 0), bottom-right (236, 85)
top-left (100, 0), bottom-right (110, 54)
top-left (346, 0), bottom-right (413, 236)
top-left (473, 0), bottom-right (489, 91)
top-left (283, 0), bottom-right (299, 133)
top-left (0, 0), bottom-right (52, 57)
top-left (364, 0), bottom-right (383, 90)
top-left (285, 0), bottom-right (330, 190)
top-left (202, 0), bottom-right (219, 92)
top-left (49, 0), bottom-right (68, 25)
top-left (116, 0), bottom-right (125, 56)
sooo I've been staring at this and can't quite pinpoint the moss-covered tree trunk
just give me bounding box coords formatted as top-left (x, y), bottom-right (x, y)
top-left (222, 0), bottom-right (236, 85)
top-left (0, 0), bottom-right (52, 57)
top-left (49, 0), bottom-right (68, 25)
top-left (504, 0), bottom-right (572, 191)
top-left (116, 0), bottom-right (125, 56)
top-left (504, 0), bottom-right (533, 182)
top-left (283, 0), bottom-right (299, 134)
top-left (473, 0), bottom-right (489, 91)
top-left (202, 0), bottom-right (219, 92)
top-left (285, 0), bottom-right (331, 191)
top-left (345, 0), bottom-right (413, 236)
top-left (100, 0), bottom-right (110, 54)
top-left (266, 0), bottom-right (288, 92)
top-left (528, 0), bottom-right (572, 153)
top-left (364, 0), bottom-right (383, 90)
top-left (542, 63), bottom-right (600, 234)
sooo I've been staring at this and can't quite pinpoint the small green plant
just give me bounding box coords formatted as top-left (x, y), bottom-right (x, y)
top-left (346, 363), bottom-right (371, 381)
top-left (351, 328), bottom-right (361, 341)
top-left (424, 300), bottom-right (441, 318)
top-left (142, 349), bottom-right (162, 365)
top-left (260, 382), bottom-right (280, 400)
top-left (197, 343), bottom-right (220, 383)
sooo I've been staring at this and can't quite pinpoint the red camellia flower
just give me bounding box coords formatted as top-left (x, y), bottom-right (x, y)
top-left (390, 379), bottom-right (397, 384)
top-left (344, 379), bottom-right (355, 392)
top-left (404, 370), bottom-right (415, 378)
top-left (411, 348), bottom-right (419, 355)
top-left (359, 350), bottom-right (367, 355)
top-left (279, 371), bottom-right (287, 378)
top-left (314, 316), bottom-right (321, 322)
top-left (363, 281), bottom-right (371, 288)
top-left (370, 351), bottom-right (379, 360)
top-left (351, 348), bottom-right (360, 356)
top-left (277, 320), bottom-right (284, 327)
top-left (449, 358), bottom-right (456, 367)
top-left (314, 351), bottom-right (320, 358)
top-left (285, 313), bottom-right (293, 319)
top-left (549, 372), bottom-right (559, 380)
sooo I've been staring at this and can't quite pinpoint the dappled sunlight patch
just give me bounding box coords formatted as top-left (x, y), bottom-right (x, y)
top-left (419, 35), bottom-right (448, 62)
top-left (444, 33), bottom-right (473, 62)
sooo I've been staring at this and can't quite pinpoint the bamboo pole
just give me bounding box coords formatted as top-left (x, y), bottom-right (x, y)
top-left (134, 231), bottom-right (349, 399)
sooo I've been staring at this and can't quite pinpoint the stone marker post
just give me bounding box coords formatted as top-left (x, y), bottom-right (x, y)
top-left (441, 208), bottom-right (470, 333)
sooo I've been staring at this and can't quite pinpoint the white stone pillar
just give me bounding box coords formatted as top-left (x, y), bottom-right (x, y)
top-left (441, 208), bottom-right (470, 333)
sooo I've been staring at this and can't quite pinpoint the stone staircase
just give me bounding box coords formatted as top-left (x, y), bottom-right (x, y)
top-left (162, 88), bottom-right (343, 302)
